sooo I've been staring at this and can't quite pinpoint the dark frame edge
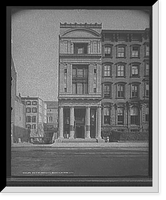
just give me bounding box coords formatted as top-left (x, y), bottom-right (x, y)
top-left (7, 177), bottom-right (152, 187)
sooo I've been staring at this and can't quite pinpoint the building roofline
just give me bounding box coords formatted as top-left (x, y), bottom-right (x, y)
top-left (60, 22), bottom-right (102, 28)
top-left (21, 96), bottom-right (43, 101)
top-left (102, 28), bottom-right (149, 33)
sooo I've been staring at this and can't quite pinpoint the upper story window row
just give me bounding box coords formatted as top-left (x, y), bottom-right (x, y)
top-left (102, 31), bottom-right (149, 42)
top-left (25, 100), bottom-right (38, 106)
top-left (60, 40), bottom-right (149, 57)
top-left (60, 40), bottom-right (101, 55)
top-left (103, 61), bottom-right (149, 78)
top-left (103, 43), bottom-right (149, 58)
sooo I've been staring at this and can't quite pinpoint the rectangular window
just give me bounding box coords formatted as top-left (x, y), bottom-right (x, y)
top-left (26, 124), bottom-right (31, 129)
top-left (103, 65), bottom-right (111, 77)
top-left (32, 124), bottom-right (36, 129)
top-left (145, 82), bottom-right (149, 97)
top-left (26, 116), bottom-right (31, 122)
top-left (131, 115), bottom-right (139, 125)
top-left (145, 106), bottom-right (149, 122)
top-left (32, 107), bottom-right (37, 113)
top-left (131, 65), bottom-right (139, 77)
top-left (131, 46), bottom-right (140, 57)
top-left (72, 83), bottom-right (88, 94)
top-left (104, 84), bottom-right (111, 98)
top-left (74, 43), bottom-right (88, 54)
top-left (117, 107), bottom-right (124, 125)
top-left (26, 107), bottom-right (31, 113)
top-left (131, 85), bottom-right (139, 98)
top-left (26, 101), bottom-right (31, 105)
top-left (145, 62), bottom-right (149, 76)
top-left (32, 101), bottom-right (37, 105)
top-left (48, 116), bottom-right (53, 122)
top-left (72, 66), bottom-right (88, 78)
top-left (103, 107), bottom-right (110, 124)
top-left (130, 107), bottom-right (139, 125)
top-left (117, 65), bottom-right (125, 77)
top-left (145, 114), bottom-right (149, 122)
top-left (117, 46), bottom-right (125, 57)
top-left (32, 116), bottom-right (36, 122)
top-left (72, 65), bottom-right (88, 94)
top-left (145, 44), bottom-right (149, 57)
top-left (104, 46), bottom-right (111, 57)
top-left (117, 84), bottom-right (125, 98)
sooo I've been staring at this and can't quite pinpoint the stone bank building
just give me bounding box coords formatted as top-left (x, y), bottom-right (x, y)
top-left (58, 23), bottom-right (149, 140)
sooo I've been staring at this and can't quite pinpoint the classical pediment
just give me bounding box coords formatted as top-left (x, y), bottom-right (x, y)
top-left (61, 28), bottom-right (100, 38)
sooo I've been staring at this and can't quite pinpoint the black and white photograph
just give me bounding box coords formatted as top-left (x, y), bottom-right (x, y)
top-left (5, 5), bottom-right (160, 193)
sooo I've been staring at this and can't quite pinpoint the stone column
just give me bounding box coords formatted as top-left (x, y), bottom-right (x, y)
top-left (85, 107), bottom-right (91, 138)
top-left (59, 106), bottom-right (64, 139)
top-left (97, 106), bottom-right (102, 139)
top-left (101, 106), bottom-right (104, 126)
top-left (139, 104), bottom-right (142, 131)
top-left (70, 107), bottom-right (75, 139)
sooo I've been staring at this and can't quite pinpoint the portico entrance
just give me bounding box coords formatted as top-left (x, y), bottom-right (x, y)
top-left (59, 105), bottom-right (102, 140)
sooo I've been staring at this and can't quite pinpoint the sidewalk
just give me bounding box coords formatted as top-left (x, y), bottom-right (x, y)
top-left (11, 141), bottom-right (149, 148)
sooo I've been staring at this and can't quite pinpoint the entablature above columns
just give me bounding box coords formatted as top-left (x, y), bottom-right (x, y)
top-left (59, 58), bottom-right (102, 64)
top-left (58, 99), bottom-right (101, 107)
top-left (60, 61), bottom-right (102, 66)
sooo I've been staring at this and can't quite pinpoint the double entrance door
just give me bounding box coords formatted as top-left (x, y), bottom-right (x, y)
top-left (75, 108), bottom-right (85, 138)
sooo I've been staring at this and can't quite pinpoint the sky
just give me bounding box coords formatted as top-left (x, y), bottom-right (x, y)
top-left (11, 9), bottom-right (149, 101)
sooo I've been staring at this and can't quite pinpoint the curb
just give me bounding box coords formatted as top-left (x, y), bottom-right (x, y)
top-left (11, 141), bottom-right (149, 148)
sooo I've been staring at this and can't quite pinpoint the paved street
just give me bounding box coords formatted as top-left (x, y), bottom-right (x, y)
top-left (11, 142), bottom-right (149, 177)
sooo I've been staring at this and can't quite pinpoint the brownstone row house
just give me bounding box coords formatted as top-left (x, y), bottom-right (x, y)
top-left (58, 23), bottom-right (149, 140)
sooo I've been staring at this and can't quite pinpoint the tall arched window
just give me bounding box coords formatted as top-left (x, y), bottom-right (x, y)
top-left (130, 106), bottom-right (139, 125)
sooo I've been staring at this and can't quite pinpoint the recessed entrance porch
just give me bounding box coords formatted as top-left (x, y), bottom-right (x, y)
top-left (59, 106), bottom-right (101, 140)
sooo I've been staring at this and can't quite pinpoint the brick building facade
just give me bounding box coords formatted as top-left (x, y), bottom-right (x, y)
top-left (21, 97), bottom-right (47, 137)
top-left (45, 101), bottom-right (58, 128)
top-left (101, 29), bottom-right (149, 133)
top-left (58, 23), bottom-right (149, 140)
